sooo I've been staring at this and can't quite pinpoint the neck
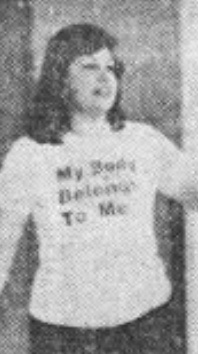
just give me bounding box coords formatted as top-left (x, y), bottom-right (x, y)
top-left (71, 112), bottom-right (109, 135)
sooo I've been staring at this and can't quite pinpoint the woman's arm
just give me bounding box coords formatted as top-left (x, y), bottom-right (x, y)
top-left (0, 138), bottom-right (35, 294)
top-left (158, 135), bottom-right (198, 209)
top-left (0, 207), bottom-right (29, 294)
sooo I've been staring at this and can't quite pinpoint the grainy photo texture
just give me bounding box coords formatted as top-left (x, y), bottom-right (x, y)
top-left (0, 1), bottom-right (191, 353)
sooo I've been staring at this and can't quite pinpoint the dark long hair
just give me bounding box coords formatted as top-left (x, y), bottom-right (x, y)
top-left (27, 23), bottom-right (126, 144)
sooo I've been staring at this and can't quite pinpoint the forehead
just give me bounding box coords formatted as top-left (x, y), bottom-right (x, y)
top-left (72, 48), bottom-right (115, 65)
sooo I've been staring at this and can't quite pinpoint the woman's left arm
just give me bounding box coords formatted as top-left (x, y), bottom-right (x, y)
top-left (158, 136), bottom-right (198, 209)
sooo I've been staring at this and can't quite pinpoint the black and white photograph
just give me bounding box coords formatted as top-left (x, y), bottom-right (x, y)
top-left (0, 1), bottom-right (197, 353)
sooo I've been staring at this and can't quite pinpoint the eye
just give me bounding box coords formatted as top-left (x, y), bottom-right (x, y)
top-left (107, 65), bottom-right (116, 73)
top-left (82, 63), bottom-right (99, 70)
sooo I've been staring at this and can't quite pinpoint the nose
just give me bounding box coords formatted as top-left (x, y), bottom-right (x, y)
top-left (97, 69), bottom-right (110, 84)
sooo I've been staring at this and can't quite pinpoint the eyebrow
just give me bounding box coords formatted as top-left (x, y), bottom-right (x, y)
top-left (79, 57), bottom-right (115, 66)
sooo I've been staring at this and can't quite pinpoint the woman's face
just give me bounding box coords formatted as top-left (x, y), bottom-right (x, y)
top-left (66, 47), bottom-right (118, 117)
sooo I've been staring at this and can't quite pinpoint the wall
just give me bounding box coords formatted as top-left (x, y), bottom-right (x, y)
top-left (0, 1), bottom-right (184, 353)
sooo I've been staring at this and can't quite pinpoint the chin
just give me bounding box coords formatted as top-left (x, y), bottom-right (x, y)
top-left (95, 100), bottom-right (114, 113)
top-left (94, 106), bottom-right (111, 117)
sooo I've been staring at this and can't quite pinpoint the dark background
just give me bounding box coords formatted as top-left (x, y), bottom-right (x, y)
top-left (0, 1), bottom-right (184, 353)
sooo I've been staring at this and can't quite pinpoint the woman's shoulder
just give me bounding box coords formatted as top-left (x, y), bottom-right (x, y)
top-left (122, 121), bottom-right (160, 141)
top-left (123, 121), bottom-right (173, 145)
top-left (2, 136), bottom-right (44, 172)
top-left (8, 135), bottom-right (41, 157)
top-left (121, 121), bottom-right (180, 162)
top-left (9, 135), bottom-right (40, 152)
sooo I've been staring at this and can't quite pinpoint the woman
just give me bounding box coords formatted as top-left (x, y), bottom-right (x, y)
top-left (0, 23), bottom-right (197, 353)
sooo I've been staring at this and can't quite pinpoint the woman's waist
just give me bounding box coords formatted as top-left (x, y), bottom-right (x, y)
top-left (37, 245), bottom-right (161, 283)
top-left (30, 260), bottom-right (171, 327)
top-left (31, 252), bottom-right (170, 305)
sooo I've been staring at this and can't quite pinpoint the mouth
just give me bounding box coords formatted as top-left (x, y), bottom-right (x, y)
top-left (93, 88), bottom-right (112, 98)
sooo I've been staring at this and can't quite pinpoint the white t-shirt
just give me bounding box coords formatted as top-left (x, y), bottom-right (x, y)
top-left (0, 121), bottom-right (197, 327)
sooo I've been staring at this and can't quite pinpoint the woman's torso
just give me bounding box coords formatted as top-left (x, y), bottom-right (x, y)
top-left (25, 123), bottom-right (171, 327)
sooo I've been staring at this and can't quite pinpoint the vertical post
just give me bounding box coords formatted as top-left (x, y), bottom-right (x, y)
top-left (181, 0), bottom-right (198, 352)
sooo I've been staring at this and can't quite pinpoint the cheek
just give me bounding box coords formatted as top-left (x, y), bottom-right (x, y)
top-left (69, 79), bottom-right (94, 107)
top-left (109, 76), bottom-right (118, 100)
top-left (71, 74), bottom-right (96, 96)
top-left (113, 79), bottom-right (118, 95)
top-left (107, 72), bottom-right (118, 89)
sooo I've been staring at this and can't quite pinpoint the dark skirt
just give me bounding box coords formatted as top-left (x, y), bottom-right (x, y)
top-left (28, 301), bottom-right (184, 354)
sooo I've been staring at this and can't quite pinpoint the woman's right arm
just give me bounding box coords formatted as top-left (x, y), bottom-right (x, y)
top-left (0, 138), bottom-right (34, 294)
